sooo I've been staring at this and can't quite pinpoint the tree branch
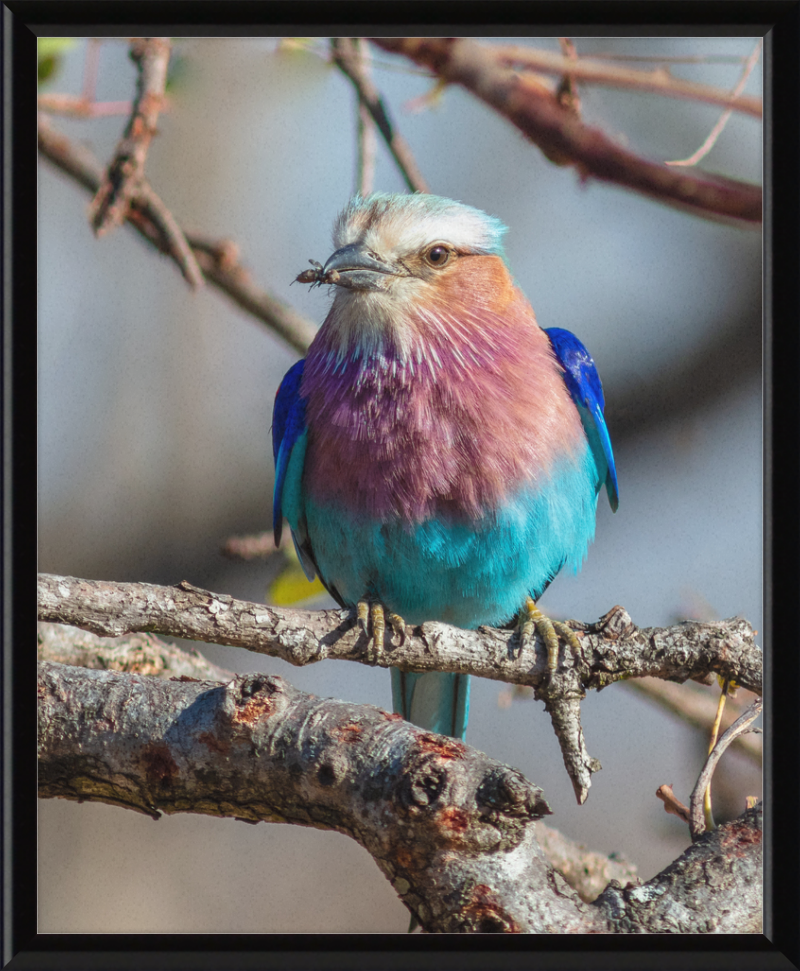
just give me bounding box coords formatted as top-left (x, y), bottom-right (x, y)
top-left (689, 697), bottom-right (763, 840)
top-left (37, 573), bottom-right (761, 805)
top-left (371, 38), bottom-right (761, 227)
top-left (37, 655), bottom-right (762, 933)
top-left (82, 38), bottom-right (207, 289)
top-left (38, 118), bottom-right (318, 355)
top-left (36, 622), bottom-right (638, 904)
top-left (332, 37), bottom-right (429, 194)
top-left (37, 621), bottom-right (235, 682)
top-left (491, 44), bottom-right (762, 118)
top-left (37, 574), bottom-right (762, 694)
top-left (88, 38), bottom-right (171, 231)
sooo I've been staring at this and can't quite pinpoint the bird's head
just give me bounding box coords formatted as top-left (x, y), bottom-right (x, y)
top-left (315, 193), bottom-right (513, 354)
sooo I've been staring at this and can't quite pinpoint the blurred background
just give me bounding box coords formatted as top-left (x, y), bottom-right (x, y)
top-left (38, 36), bottom-right (762, 933)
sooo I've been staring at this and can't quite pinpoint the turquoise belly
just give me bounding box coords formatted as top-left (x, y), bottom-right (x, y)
top-left (302, 445), bottom-right (600, 629)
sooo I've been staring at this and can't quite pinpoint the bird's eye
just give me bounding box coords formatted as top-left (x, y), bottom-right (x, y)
top-left (424, 244), bottom-right (452, 268)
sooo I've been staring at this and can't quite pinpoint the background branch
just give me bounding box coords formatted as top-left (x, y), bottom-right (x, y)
top-left (38, 621), bottom-right (235, 682)
top-left (87, 37), bottom-right (193, 288)
top-left (38, 117), bottom-right (318, 355)
top-left (492, 43), bottom-right (762, 118)
top-left (371, 38), bottom-right (761, 227)
top-left (332, 37), bottom-right (429, 194)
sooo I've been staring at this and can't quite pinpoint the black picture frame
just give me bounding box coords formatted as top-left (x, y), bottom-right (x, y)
top-left (10, 2), bottom-right (800, 968)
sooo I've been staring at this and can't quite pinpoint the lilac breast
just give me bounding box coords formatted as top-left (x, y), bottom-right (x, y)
top-left (301, 292), bottom-right (586, 524)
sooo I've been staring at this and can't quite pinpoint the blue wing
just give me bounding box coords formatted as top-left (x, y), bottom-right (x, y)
top-left (272, 360), bottom-right (317, 578)
top-left (545, 327), bottom-right (619, 512)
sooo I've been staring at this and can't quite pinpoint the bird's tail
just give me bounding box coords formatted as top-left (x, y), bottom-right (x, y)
top-left (391, 669), bottom-right (471, 740)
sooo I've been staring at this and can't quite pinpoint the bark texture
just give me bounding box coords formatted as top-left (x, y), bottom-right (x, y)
top-left (37, 574), bottom-right (761, 694)
top-left (38, 651), bottom-right (762, 934)
top-left (37, 573), bottom-right (762, 805)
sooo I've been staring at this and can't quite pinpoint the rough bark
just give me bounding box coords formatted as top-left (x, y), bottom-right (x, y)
top-left (37, 573), bottom-right (761, 805)
top-left (37, 657), bottom-right (762, 934)
top-left (37, 574), bottom-right (761, 695)
top-left (36, 622), bottom-right (640, 902)
top-left (596, 805), bottom-right (762, 933)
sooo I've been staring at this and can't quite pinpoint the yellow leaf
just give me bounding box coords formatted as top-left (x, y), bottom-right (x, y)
top-left (269, 565), bottom-right (326, 606)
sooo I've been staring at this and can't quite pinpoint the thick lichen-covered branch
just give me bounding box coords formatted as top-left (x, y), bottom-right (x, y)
top-left (37, 621), bottom-right (637, 904)
top-left (37, 654), bottom-right (762, 933)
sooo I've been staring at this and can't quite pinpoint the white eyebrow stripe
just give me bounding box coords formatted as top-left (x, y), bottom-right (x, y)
top-left (333, 194), bottom-right (507, 258)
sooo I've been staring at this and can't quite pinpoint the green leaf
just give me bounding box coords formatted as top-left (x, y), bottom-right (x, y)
top-left (38, 37), bottom-right (77, 85)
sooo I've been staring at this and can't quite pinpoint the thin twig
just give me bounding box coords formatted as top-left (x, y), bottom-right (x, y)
top-left (623, 678), bottom-right (761, 765)
top-left (354, 43), bottom-right (378, 196)
top-left (372, 38), bottom-right (761, 227)
top-left (220, 531), bottom-right (281, 560)
top-left (666, 39), bottom-right (763, 167)
top-left (689, 697), bottom-right (763, 840)
top-left (656, 784), bottom-right (691, 824)
top-left (89, 38), bottom-right (173, 235)
top-left (331, 38), bottom-right (429, 194)
top-left (37, 94), bottom-right (133, 117)
top-left (38, 118), bottom-right (318, 355)
top-left (703, 679), bottom-right (730, 830)
top-left (492, 44), bottom-right (762, 118)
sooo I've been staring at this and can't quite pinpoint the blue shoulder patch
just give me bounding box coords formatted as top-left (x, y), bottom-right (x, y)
top-left (545, 328), bottom-right (619, 512)
top-left (272, 359), bottom-right (308, 545)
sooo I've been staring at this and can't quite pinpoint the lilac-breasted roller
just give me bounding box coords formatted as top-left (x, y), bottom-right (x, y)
top-left (272, 193), bottom-right (618, 740)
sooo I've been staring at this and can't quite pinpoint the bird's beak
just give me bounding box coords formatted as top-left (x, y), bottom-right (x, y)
top-left (322, 243), bottom-right (397, 291)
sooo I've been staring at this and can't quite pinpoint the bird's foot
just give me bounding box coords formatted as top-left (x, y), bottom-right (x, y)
top-left (519, 596), bottom-right (583, 676)
top-left (357, 600), bottom-right (406, 665)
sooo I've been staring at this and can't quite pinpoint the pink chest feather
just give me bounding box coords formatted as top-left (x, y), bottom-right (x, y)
top-left (301, 278), bottom-right (585, 523)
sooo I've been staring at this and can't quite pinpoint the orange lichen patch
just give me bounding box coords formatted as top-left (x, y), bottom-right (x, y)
top-left (438, 806), bottom-right (470, 834)
top-left (416, 733), bottom-right (467, 760)
top-left (394, 846), bottom-right (414, 870)
top-left (381, 711), bottom-right (404, 721)
top-left (331, 721), bottom-right (364, 743)
top-left (198, 731), bottom-right (231, 757)
top-left (140, 741), bottom-right (179, 790)
top-left (232, 694), bottom-right (276, 726)
top-left (463, 883), bottom-right (521, 933)
top-left (720, 818), bottom-right (762, 857)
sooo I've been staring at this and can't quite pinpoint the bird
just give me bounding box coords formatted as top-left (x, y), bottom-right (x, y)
top-left (272, 192), bottom-right (618, 741)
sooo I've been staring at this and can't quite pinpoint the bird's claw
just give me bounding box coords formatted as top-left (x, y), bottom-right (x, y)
top-left (519, 596), bottom-right (583, 675)
top-left (357, 600), bottom-right (406, 665)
